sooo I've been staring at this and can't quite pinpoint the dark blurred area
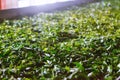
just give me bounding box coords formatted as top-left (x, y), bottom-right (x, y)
top-left (0, 0), bottom-right (101, 22)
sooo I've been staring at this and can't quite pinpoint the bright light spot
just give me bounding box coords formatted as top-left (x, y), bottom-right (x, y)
top-left (18, 0), bottom-right (74, 8)
top-left (19, 0), bottom-right (30, 7)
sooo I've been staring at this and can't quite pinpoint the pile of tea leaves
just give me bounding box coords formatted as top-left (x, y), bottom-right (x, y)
top-left (0, 0), bottom-right (120, 80)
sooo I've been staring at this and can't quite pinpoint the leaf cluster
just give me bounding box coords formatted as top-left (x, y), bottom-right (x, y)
top-left (0, 0), bottom-right (120, 80)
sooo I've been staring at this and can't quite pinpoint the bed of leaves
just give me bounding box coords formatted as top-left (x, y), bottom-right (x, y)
top-left (0, 0), bottom-right (120, 80)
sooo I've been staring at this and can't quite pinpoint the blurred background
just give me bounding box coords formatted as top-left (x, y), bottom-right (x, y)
top-left (0, 0), bottom-right (73, 10)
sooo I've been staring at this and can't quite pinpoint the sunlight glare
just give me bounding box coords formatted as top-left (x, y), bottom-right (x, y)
top-left (18, 0), bottom-right (74, 8)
